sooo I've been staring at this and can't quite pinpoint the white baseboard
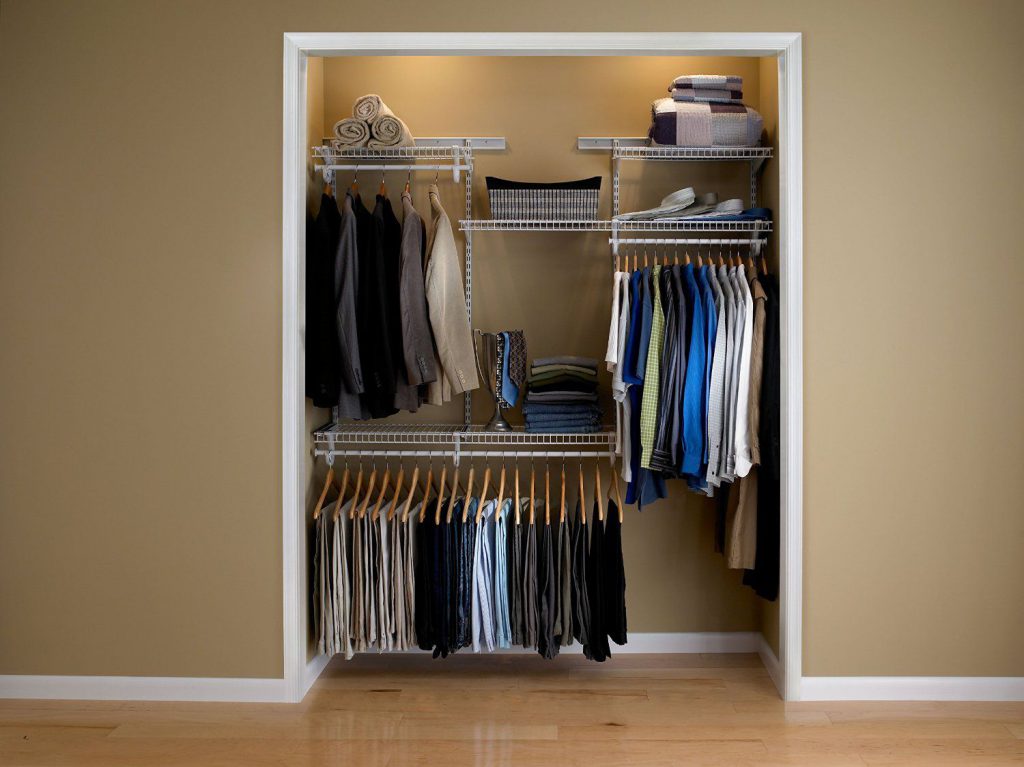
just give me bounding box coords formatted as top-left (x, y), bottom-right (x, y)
top-left (800, 676), bottom-right (1024, 702)
top-left (757, 634), bottom-right (783, 695)
top-left (303, 653), bottom-right (330, 697)
top-left (0, 674), bottom-right (286, 703)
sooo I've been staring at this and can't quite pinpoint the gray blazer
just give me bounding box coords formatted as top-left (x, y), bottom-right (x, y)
top-left (399, 192), bottom-right (438, 387)
top-left (424, 185), bottom-right (479, 396)
top-left (335, 194), bottom-right (368, 419)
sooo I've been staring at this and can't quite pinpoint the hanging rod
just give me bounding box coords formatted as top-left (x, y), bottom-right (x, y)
top-left (317, 163), bottom-right (471, 183)
top-left (611, 237), bottom-right (767, 246)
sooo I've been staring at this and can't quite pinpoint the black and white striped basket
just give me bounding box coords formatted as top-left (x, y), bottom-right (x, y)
top-left (485, 176), bottom-right (601, 221)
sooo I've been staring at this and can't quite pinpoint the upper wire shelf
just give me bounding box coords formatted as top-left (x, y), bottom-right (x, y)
top-left (578, 138), bottom-right (772, 173)
top-left (459, 219), bottom-right (771, 232)
top-left (314, 137), bottom-right (506, 160)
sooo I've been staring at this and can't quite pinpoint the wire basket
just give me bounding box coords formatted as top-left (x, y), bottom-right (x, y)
top-left (486, 176), bottom-right (601, 221)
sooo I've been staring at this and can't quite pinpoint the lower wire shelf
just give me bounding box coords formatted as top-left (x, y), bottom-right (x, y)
top-left (313, 422), bottom-right (618, 464)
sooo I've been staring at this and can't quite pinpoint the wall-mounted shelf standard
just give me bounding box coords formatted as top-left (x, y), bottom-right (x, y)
top-left (313, 422), bottom-right (617, 466)
top-left (460, 219), bottom-right (771, 233)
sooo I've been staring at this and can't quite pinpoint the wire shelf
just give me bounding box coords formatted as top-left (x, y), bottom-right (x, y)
top-left (313, 423), bottom-right (617, 458)
top-left (314, 145), bottom-right (470, 161)
top-left (459, 219), bottom-right (771, 232)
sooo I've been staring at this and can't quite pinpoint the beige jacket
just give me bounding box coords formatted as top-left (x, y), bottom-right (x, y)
top-left (424, 184), bottom-right (479, 399)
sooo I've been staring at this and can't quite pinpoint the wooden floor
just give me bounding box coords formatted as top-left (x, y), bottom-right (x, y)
top-left (2, 653), bottom-right (1023, 765)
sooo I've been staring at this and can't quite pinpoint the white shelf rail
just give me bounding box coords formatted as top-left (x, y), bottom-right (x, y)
top-left (460, 219), bottom-right (771, 232)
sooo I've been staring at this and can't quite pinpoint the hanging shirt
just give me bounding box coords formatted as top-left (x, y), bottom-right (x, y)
top-left (717, 264), bottom-right (737, 480)
top-left (679, 263), bottom-right (707, 478)
top-left (493, 499), bottom-right (512, 649)
top-left (724, 265), bottom-right (746, 478)
top-left (471, 500), bottom-right (497, 653)
top-left (733, 267), bottom-right (755, 477)
top-left (639, 265), bottom-right (664, 469)
top-left (622, 271), bottom-right (644, 386)
top-left (705, 266), bottom-right (729, 488)
top-left (306, 195), bottom-right (342, 408)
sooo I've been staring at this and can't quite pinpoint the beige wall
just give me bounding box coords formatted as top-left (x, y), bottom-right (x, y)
top-left (1, 0), bottom-right (1022, 679)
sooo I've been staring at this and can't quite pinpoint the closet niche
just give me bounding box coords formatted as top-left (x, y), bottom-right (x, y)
top-left (302, 54), bottom-right (781, 663)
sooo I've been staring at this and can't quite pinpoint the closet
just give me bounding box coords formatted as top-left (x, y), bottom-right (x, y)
top-left (303, 54), bottom-right (781, 662)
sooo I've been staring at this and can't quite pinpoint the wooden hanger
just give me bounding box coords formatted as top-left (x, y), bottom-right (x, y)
top-left (404, 169), bottom-right (411, 195)
top-left (312, 466), bottom-right (336, 520)
top-left (559, 461), bottom-right (567, 523)
top-left (378, 169), bottom-right (387, 196)
top-left (643, 245), bottom-right (649, 269)
top-left (350, 169), bottom-right (359, 193)
top-left (578, 460), bottom-right (587, 526)
top-left (544, 463), bottom-right (551, 526)
top-left (476, 465), bottom-right (492, 524)
top-left (595, 461), bottom-right (604, 523)
top-left (386, 466), bottom-right (405, 521)
top-left (357, 466), bottom-right (378, 519)
top-left (529, 462), bottom-right (536, 526)
top-left (371, 464), bottom-right (392, 522)
top-left (331, 464), bottom-right (351, 522)
top-left (461, 465), bottom-right (476, 524)
top-left (514, 464), bottom-right (522, 526)
top-left (348, 462), bottom-right (365, 520)
top-left (401, 466), bottom-right (419, 523)
top-left (611, 463), bottom-right (624, 523)
top-left (673, 245), bottom-right (680, 267)
top-left (418, 463), bottom-right (433, 523)
top-left (445, 464), bottom-right (461, 523)
top-left (684, 248), bottom-right (691, 266)
top-left (495, 463), bottom-right (507, 522)
top-left (434, 464), bottom-right (448, 525)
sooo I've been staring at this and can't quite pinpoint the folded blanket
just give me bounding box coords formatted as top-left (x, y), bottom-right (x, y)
top-left (531, 355), bottom-right (597, 369)
top-left (530, 363), bottom-right (597, 377)
top-left (529, 379), bottom-right (598, 394)
top-left (670, 87), bottom-right (743, 104)
top-left (528, 370), bottom-right (597, 385)
top-left (525, 391), bottom-right (599, 403)
top-left (523, 402), bottom-right (602, 415)
top-left (671, 75), bottom-right (743, 90)
top-left (525, 423), bottom-right (603, 434)
top-left (526, 415), bottom-right (602, 428)
top-left (368, 114), bottom-right (414, 149)
top-left (331, 117), bottom-right (370, 148)
top-left (353, 94), bottom-right (390, 123)
top-left (649, 98), bottom-right (763, 147)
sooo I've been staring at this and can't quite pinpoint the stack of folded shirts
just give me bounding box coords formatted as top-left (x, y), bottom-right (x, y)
top-left (649, 74), bottom-right (763, 147)
top-left (523, 356), bottom-right (602, 434)
top-left (669, 75), bottom-right (744, 104)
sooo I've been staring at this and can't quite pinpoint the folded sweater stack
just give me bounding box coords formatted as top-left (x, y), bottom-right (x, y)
top-left (523, 356), bottom-right (602, 434)
top-left (649, 74), bottom-right (763, 147)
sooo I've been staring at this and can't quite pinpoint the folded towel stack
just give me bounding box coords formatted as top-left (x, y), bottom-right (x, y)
top-left (669, 75), bottom-right (744, 104)
top-left (649, 74), bottom-right (763, 147)
top-left (523, 356), bottom-right (603, 434)
top-left (330, 94), bottom-right (415, 149)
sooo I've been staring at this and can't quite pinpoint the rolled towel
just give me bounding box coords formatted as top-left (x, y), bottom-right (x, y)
top-left (352, 94), bottom-right (390, 123)
top-left (671, 75), bottom-right (743, 90)
top-left (368, 113), bottom-right (415, 149)
top-left (331, 117), bottom-right (370, 148)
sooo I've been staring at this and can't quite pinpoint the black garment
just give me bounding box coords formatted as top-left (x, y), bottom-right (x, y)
top-left (305, 196), bottom-right (341, 407)
top-left (537, 520), bottom-right (558, 659)
top-left (570, 499), bottom-right (591, 650)
top-left (744, 273), bottom-right (781, 601)
top-left (381, 197), bottom-right (419, 412)
top-left (521, 520), bottom-right (538, 649)
top-left (353, 195), bottom-right (397, 418)
top-left (430, 501), bottom-right (452, 659)
top-left (509, 513), bottom-right (524, 646)
top-left (528, 378), bottom-right (599, 395)
top-left (456, 502), bottom-right (475, 650)
top-left (585, 503), bottom-right (611, 662)
top-left (414, 509), bottom-right (434, 651)
top-left (714, 482), bottom-right (731, 554)
top-left (650, 266), bottom-right (680, 473)
top-left (603, 501), bottom-right (627, 646)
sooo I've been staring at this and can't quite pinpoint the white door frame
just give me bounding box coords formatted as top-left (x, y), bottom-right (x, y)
top-left (281, 31), bottom-right (804, 703)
